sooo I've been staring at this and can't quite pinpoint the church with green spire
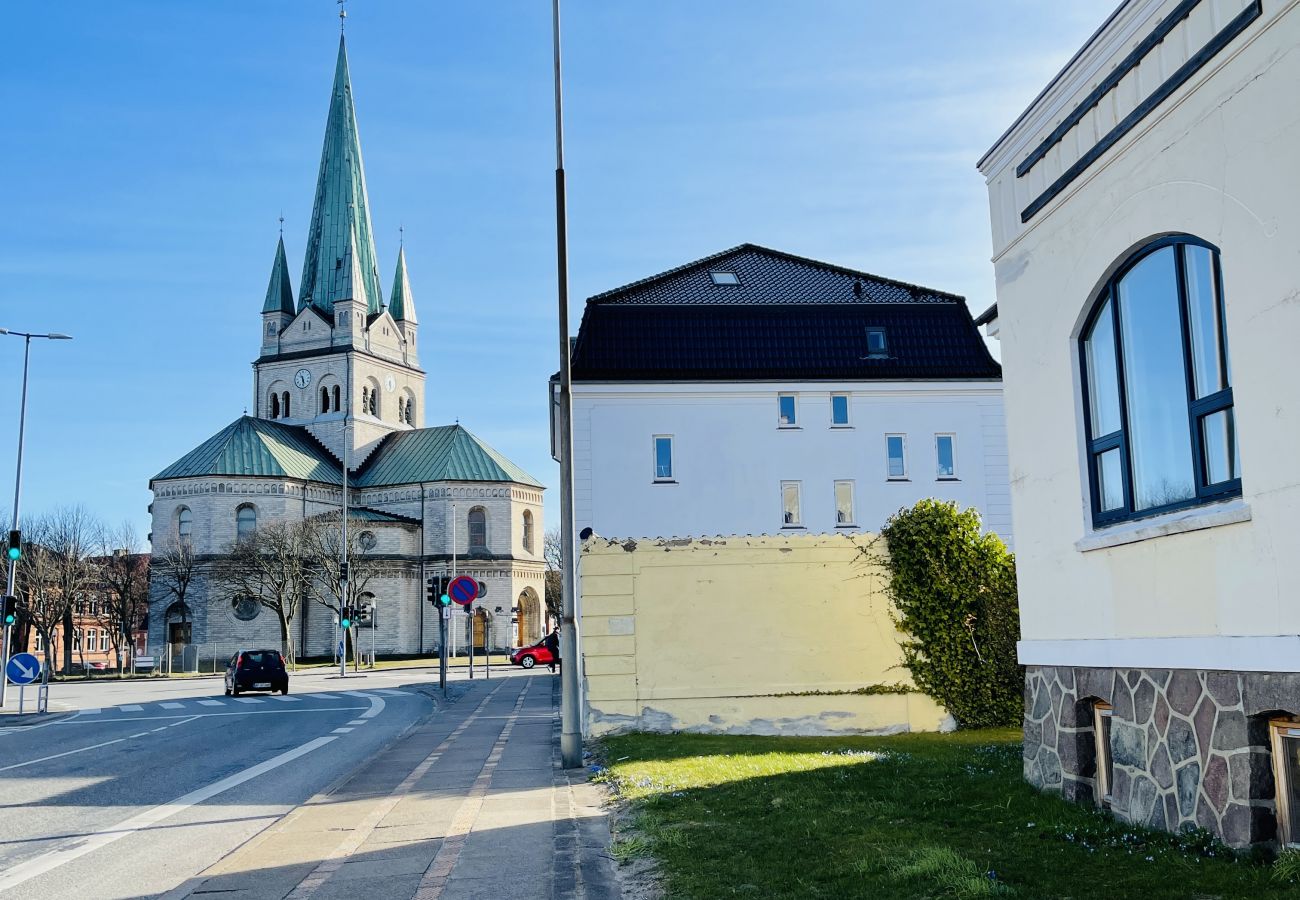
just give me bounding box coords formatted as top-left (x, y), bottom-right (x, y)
top-left (147, 34), bottom-right (547, 663)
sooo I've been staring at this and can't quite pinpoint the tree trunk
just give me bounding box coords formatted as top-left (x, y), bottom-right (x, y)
top-left (277, 610), bottom-right (295, 671)
top-left (61, 608), bottom-right (73, 676)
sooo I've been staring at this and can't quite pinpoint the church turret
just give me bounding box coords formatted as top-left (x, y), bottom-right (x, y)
top-left (261, 235), bottom-right (295, 354)
top-left (331, 231), bottom-right (369, 352)
top-left (389, 245), bottom-right (419, 366)
top-left (298, 35), bottom-right (384, 319)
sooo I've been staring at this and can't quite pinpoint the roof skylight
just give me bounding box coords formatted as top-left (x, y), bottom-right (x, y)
top-left (709, 271), bottom-right (740, 286)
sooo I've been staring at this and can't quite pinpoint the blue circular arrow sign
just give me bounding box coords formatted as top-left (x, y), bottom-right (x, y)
top-left (448, 575), bottom-right (479, 606)
top-left (6, 652), bottom-right (41, 685)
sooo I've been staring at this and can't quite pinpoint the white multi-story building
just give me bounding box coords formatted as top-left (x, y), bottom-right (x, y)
top-left (147, 34), bottom-right (546, 661)
top-left (979, 0), bottom-right (1298, 849)
top-left (567, 244), bottom-right (1011, 544)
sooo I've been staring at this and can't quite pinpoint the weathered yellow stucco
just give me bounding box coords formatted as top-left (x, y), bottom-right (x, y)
top-left (579, 533), bottom-right (950, 736)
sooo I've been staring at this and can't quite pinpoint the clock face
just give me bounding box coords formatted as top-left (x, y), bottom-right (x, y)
top-left (384, 375), bottom-right (396, 393)
top-left (294, 369), bottom-right (312, 389)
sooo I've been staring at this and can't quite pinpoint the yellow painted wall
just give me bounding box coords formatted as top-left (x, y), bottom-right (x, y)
top-left (579, 533), bottom-right (950, 736)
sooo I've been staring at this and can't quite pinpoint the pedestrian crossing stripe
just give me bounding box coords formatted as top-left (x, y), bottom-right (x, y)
top-left (160, 702), bottom-right (184, 709)
top-left (231, 697), bottom-right (263, 704)
top-left (120, 705), bottom-right (143, 712)
top-left (196, 700), bottom-right (223, 706)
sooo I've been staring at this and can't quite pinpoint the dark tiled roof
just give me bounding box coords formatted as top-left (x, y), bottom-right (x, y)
top-left (571, 245), bottom-right (1000, 382)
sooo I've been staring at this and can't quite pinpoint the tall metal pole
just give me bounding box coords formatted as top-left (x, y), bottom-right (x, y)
top-left (552, 0), bottom-right (582, 769)
top-left (1, 336), bottom-right (32, 708)
top-left (339, 390), bottom-right (350, 678)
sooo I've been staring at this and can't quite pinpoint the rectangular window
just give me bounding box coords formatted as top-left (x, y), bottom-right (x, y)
top-left (33, 632), bottom-right (43, 653)
top-left (1094, 702), bottom-right (1114, 808)
top-left (781, 481), bottom-right (802, 527)
top-left (866, 327), bottom-right (888, 357)
top-left (653, 435), bottom-right (674, 481)
top-left (101, 632), bottom-right (110, 652)
top-left (778, 394), bottom-right (797, 427)
top-left (935, 434), bottom-right (956, 479)
top-left (1272, 720), bottom-right (1300, 847)
top-left (831, 394), bottom-right (850, 426)
top-left (886, 434), bottom-right (907, 479)
top-left (74, 630), bottom-right (83, 651)
top-left (834, 481), bottom-right (855, 526)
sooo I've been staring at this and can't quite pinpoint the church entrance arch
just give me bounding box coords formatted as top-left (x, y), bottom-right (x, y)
top-left (516, 588), bottom-right (540, 647)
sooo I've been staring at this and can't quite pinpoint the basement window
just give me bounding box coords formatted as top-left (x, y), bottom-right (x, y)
top-left (1271, 719), bottom-right (1300, 846)
top-left (709, 271), bottom-right (740, 285)
top-left (1094, 702), bottom-right (1114, 808)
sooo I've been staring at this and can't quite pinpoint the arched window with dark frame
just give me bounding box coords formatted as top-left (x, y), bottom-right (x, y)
top-left (282, 391), bottom-right (291, 418)
top-left (1080, 236), bottom-right (1238, 526)
top-left (236, 504), bottom-right (257, 541)
top-left (522, 509), bottom-right (534, 554)
top-left (468, 507), bottom-right (487, 552)
top-left (270, 392), bottom-right (280, 419)
top-left (321, 387), bottom-right (330, 413)
top-left (333, 385), bottom-right (341, 412)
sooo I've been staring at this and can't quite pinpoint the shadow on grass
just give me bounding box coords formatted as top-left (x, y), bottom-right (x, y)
top-left (600, 731), bottom-right (1295, 900)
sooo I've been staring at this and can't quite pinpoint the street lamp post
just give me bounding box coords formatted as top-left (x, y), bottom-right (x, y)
top-left (0, 328), bottom-right (73, 708)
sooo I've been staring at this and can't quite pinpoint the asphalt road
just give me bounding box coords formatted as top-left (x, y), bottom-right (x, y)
top-left (0, 668), bottom-right (515, 899)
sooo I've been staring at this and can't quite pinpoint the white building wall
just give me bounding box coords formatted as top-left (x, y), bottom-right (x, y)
top-left (572, 382), bottom-right (1011, 544)
top-left (979, 0), bottom-right (1300, 665)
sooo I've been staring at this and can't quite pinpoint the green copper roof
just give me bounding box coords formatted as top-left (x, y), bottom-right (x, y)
top-left (262, 235), bottom-right (296, 315)
top-left (388, 245), bottom-right (417, 323)
top-left (311, 506), bottom-right (421, 525)
top-left (356, 425), bottom-right (543, 488)
top-left (298, 35), bottom-right (384, 318)
top-left (152, 417), bottom-right (343, 485)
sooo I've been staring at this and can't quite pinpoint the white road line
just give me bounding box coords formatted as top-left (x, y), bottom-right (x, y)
top-left (0, 736), bottom-right (128, 772)
top-left (119, 705), bottom-right (143, 712)
top-left (0, 734), bottom-right (339, 894)
top-left (50, 707), bottom-right (368, 725)
top-left (232, 697), bottom-right (264, 704)
top-left (331, 727), bottom-right (353, 734)
top-left (340, 691), bottom-right (371, 699)
top-left (309, 692), bottom-right (338, 699)
top-left (270, 695), bottom-right (300, 702)
top-left (359, 694), bottom-right (386, 720)
top-left (129, 732), bottom-right (149, 738)
top-left (374, 689), bottom-right (407, 696)
top-left (196, 699), bottom-right (224, 707)
top-left (80, 708), bottom-right (101, 714)
top-left (346, 719), bottom-right (367, 725)
top-left (160, 702), bottom-right (185, 709)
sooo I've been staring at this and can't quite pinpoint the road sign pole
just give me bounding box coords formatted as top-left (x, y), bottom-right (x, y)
top-left (18, 683), bottom-right (23, 715)
top-left (439, 606), bottom-right (447, 696)
top-left (467, 605), bottom-right (474, 680)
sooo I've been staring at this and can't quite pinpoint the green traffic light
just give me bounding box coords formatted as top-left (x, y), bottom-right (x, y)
top-left (5, 547), bottom-right (18, 561)
top-left (341, 617), bottom-right (351, 628)
top-left (440, 593), bottom-right (450, 606)
top-left (2, 615), bottom-right (13, 626)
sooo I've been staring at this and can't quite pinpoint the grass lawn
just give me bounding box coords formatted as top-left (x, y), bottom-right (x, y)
top-left (598, 731), bottom-right (1300, 900)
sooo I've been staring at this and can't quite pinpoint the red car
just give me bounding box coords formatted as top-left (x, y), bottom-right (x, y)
top-left (509, 640), bottom-right (555, 669)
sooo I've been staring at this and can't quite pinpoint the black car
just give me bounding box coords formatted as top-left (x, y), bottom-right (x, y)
top-left (224, 649), bottom-right (289, 696)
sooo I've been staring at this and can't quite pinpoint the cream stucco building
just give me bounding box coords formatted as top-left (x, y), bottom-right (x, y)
top-left (147, 35), bottom-right (546, 662)
top-left (979, 0), bottom-right (1299, 848)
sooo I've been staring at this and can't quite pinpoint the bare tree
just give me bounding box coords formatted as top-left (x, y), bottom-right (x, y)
top-left (209, 522), bottom-right (313, 665)
top-left (302, 515), bottom-right (381, 662)
top-left (14, 510), bottom-right (99, 681)
top-left (543, 527), bottom-right (563, 628)
top-left (153, 536), bottom-right (197, 652)
top-left (96, 521), bottom-right (149, 675)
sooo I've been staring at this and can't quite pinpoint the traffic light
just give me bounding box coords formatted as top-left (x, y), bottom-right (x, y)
top-left (6, 530), bottom-right (19, 562)
top-left (1, 595), bottom-right (15, 626)
top-left (339, 561), bottom-right (350, 583)
top-left (425, 575), bottom-right (452, 607)
top-left (340, 606), bottom-right (352, 629)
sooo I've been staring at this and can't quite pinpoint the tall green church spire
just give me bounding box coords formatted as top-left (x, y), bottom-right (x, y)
top-left (298, 35), bottom-right (383, 317)
top-left (389, 245), bottom-right (417, 323)
top-left (262, 235), bottom-right (296, 315)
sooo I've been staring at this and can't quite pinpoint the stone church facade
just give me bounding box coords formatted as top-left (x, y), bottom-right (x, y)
top-left (147, 34), bottom-right (546, 661)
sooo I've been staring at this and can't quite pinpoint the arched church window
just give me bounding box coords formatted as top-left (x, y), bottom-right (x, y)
top-left (270, 393), bottom-right (280, 419)
top-left (468, 507), bottom-right (487, 552)
top-left (321, 387), bottom-right (330, 413)
top-left (362, 386), bottom-right (369, 415)
top-left (177, 506), bottom-right (192, 541)
top-left (522, 510), bottom-right (534, 554)
top-left (333, 385), bottom-right (341, 412)
top-left (404, 396), bottom-right (415, 425)
top-left (282, 392), bottom-right (291, 418)
top-left (236, 504), bottom-right (257, 541)
top-left (369, 388), bottom-right (378, 417)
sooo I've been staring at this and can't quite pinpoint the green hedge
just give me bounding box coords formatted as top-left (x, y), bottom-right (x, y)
top-left (877, 499), bottom-right (1022, 728)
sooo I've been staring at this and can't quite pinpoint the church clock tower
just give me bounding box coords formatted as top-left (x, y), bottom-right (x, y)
top-left (252, 35), bottom-right (424, 466)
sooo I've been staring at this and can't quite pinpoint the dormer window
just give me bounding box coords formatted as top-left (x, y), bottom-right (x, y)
top-left (866, 327), bottom-right (887, 357)
top-left (709, 271), bottom-right (740, 286)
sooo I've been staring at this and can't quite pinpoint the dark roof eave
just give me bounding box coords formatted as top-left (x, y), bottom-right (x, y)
top-left (973, 303), bottom-right (999, 327)
top-left (570, 375), bottom-right (1003, 384)
top-left (253, 344), bottom-right (426, 374)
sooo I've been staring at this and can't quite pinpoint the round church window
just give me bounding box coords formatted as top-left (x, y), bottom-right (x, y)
top-left (359, 531), bottom-right (377, 551)
top-left (232, 596), bottom-right (260, 621)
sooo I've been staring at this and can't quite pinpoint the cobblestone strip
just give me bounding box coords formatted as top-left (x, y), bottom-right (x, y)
top-left (284, 680), bottom-right (509, 900)
top-left (411, 678), bottom-right (534, 900)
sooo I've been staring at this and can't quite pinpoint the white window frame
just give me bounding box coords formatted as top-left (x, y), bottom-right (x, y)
top-left (834, 480), bottom-right (856, 527)
top-left (830, 394), bottom-right (851, 428)
top-left (33, 632), bottom-right (43, 653)
top-left (935, 433), bottom-right (958, 481)
top-left (778, 394), bottom-right (799, 428)
top-left (886, 434), bottom-right (908, 480)
top-left (100, 631), bottom-right (111, 652)
top-left (1272, 719), bottom-right (1300, 847)
top-left (781, 481), bottom-right (803, 528)
top-left (1094, 702), bottom-right (1114, 809)
top-left (74, 629), bottom-right (84, 651)
top-left (653, 435), bottom-right (675, 482)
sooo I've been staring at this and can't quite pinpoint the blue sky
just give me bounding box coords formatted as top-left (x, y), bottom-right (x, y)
top-left (0, 1), bottom-right (1114, 543)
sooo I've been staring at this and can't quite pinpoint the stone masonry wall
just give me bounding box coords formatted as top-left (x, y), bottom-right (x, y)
top-left (1023, 666), bottom-right (1295, 847)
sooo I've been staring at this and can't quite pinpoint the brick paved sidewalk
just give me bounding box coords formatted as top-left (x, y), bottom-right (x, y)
top-left (166, 672), bottom-right (619, 900)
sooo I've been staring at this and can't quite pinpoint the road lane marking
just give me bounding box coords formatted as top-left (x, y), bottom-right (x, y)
top-left (80, 708), bottom-right (101, 714)
top-left (120, 705), bottom-right (143, 712)
top-left (374, 689), bottom-right (408, 696)
top-left (160, 702), bottom-right (185, 709)
top-left (358, 694), bottom-right (386, 720)
top-left (270, 695), bottom-right (300, 702)
top-left (0, 733), bottom-right (339, 894)
top-left (346, 719), bottom-right (367, 725)
top-left (309, 692), bottom-right (337, 699)
top-left (129, 732), bottom-right (149, 738)
top-left (284, 682), bottom-right (505, 900)
top-left (414, 680), bottom-right (533, 899)
top-left (232, 697), bottom-right (264, 704)
top-left (49, 707), bottom-right (369, 725)
top-left (196, 699), bottom-right (223, 706)
top-left (330, 728), bottom-right (353, 734)
top-left (0, 736), bottom-right (129, 772)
